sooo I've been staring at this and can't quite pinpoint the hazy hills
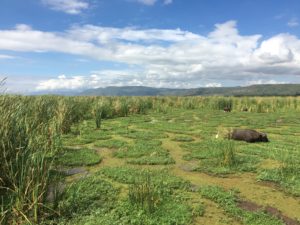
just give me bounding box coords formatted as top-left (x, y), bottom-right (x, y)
top-left (80, 84), bottom-right (300, 96)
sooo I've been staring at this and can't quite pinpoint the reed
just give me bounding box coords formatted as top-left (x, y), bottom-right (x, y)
top-left (129, 173), bottom-right (163, 214)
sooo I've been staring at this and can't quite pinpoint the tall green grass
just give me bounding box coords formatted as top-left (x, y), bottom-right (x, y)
top-left (0, 96), bottom-right (62, 224)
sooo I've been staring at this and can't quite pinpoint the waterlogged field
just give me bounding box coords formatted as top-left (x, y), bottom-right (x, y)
top-left (1, 96), bottom-right (300, 225)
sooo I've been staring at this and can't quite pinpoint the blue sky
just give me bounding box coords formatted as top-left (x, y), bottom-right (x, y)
top-left (1, 0), bottom-right (300, 93)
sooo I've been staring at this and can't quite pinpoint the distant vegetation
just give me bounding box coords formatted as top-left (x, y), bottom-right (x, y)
top-left (81, 84), bottom-right (300, 96)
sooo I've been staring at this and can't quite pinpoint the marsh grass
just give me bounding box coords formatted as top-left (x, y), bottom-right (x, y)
top-left (0, 96), bottom-right (62, 224)
top-left (1, 95), bottom-right (300, 224)
top-left (219, 140), bottom-right (237, 167)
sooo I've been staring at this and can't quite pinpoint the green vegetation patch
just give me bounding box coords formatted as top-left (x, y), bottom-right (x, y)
top-left (114, 140), bottom-right (162, 158)
top-left (114, 140), bottom-right (175, 165)
top-left (56, 148), bottom-right (102, 167)
top-left (58, 175), bottom-right (118, 219)
top-left (93, 139), bottom-right (128, 149)
top-left (62, 135), bottom-right (96, 146)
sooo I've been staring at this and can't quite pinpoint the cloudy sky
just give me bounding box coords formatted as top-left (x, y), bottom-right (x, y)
top-left (1, 0), bottom-right (300, 93)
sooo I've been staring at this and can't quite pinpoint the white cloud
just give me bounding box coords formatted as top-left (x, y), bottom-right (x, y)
top-left (0, 54), bottom-right (15, 59)
top-left (253, 34), bottom-right (295, 64)
top-left (131, 0), bottom-right (173, 6)
top-left (37, 75), bottom-right (86, 90)
top-left (1, 21), bottom-right (300, 91)
top-left (246, 80), bottom-right (287, 86)
top-left (205, 83), bottom-right (222, 87)
top-left (42, 0), bottom-right (89, 14)
top-left (36, 71), bottom-right (141, 90)
top-left (287, 18), bottom-right (299, 27)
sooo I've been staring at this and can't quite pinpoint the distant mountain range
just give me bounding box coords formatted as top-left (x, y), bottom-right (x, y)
top-left (80, 84), bottom-right (300, 96)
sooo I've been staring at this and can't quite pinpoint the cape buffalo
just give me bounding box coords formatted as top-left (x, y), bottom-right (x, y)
top-left (229, 129), bottom-right (269, 143)
top-left (224, 107), bottom-right (231, 112)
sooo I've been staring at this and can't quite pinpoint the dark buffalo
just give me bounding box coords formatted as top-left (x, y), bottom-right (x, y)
top-left (224, 107), bottom-right (231, 112)
top-left (229, 129), bottom-right (269, 143)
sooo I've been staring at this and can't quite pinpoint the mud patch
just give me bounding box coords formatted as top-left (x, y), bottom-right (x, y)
top-left (60, 167), bottom-right (89, 176)
top-left (259, 159), bottom-right (282, 169)
top-left (46, 182), bottom-right (66, 203)
top-left (259, 180), bottom-right (281, 189)
top-left (189, 184), bottom-right (200, 192)
top-left (180, 162), bottom-right (198, 172)
top-left (238, 200), bottom-right (300, 225)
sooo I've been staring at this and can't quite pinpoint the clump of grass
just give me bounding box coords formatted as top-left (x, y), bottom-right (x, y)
top-left (56, 148), bottom-right (102, 167)
top-left (129, 173), bottom-right (164, 213)
top-left (191, 203), bottom-right (205, 217)
top-left (92, 101), bottom-right (113, 129)
top-left (219, 141), bottom-right (237, 167)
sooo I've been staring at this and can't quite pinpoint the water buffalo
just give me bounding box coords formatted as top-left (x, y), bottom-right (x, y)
top-left (229, 129), bottom-right (269, 143)
top-left (224, 107), bottom-right (231, 112)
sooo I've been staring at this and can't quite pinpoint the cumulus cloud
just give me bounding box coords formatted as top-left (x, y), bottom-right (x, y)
top-left (37, 75), bottom-right (87, 90)
top-left (253, 34), bottom-right (295, 64)
top-left (42, 0), bottom-right (89, 14)
top-left (205, 83), bottom-right (222, 87)
top-left (36, 71), bottom-right (143, 90)
top-left (1, 21), bottom-right (300, 91)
